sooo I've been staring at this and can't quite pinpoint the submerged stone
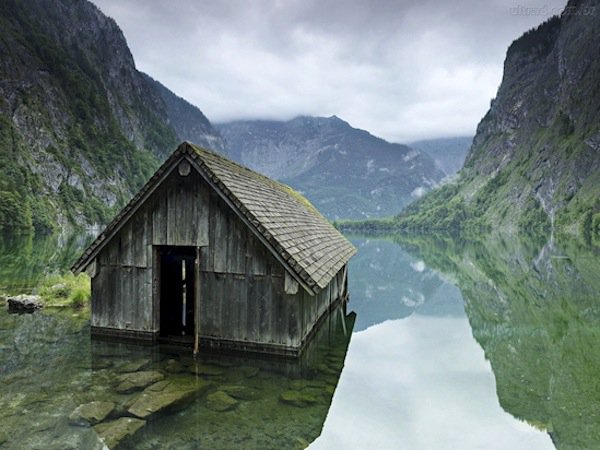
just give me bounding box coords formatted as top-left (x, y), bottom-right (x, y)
top-left (316, 363), bottom-right (338, 376)
top-left (128, 378), bottom-right (212, 419)
top-left (91, 358), bottom-right (113, 370)
top-left (239, 366), bottom-right (260, 378)
top-left (118, 358), bottom-right (151, 373)
top-left (220, 384), bottom-right (262, 401)
top-left (6, 295), bottom-right (43, 314)
top-left (69, 401), bottom-right (115, 426)
top-left (206, 391), bottom-right (238, 412)
top-left (279, 390), bottom-right (318, 407)
top-left (189, 363), bottom-right (224, 377)
top-left (289, 379), bottom-right (327, 390)
top-left (94, 417), bottom-right (145, 449)
top-left (115, 371), bottom-right (165, 393)
top-left (163, 359), bottom-right (185, 373)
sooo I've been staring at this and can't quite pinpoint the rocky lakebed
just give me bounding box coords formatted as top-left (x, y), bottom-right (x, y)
top-left (0, 303), bottom-right (352, 449)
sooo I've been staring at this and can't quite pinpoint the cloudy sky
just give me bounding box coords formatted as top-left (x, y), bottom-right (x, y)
top-left (92, 0), bottom-right (567, 143)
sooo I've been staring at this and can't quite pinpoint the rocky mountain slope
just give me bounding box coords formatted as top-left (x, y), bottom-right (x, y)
top-left (0, 0), bottom-right (223, 234)
top-left (395, 0), bottom-right (600, 239)
top-left (218, 116), bottom-right (445, 220)
top-left (409, 136), bottom-right (472, 176)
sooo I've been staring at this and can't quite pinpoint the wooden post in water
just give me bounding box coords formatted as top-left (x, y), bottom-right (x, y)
top-left (193, 246), bottom-right (201, 356)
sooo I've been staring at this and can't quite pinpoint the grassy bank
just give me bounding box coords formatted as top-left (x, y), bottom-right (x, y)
top-left (38, 272), bottom-right (90, 308)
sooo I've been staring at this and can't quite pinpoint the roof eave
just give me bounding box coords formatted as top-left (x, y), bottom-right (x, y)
top-left (185, 153), bottom-right (318, 296)
top-left (70, 144), bottom-right (190, 274)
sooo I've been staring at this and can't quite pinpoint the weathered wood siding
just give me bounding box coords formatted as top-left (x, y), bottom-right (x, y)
top-left (92, 168), bottom-right (211, 333)
top-left (197, 186), bottom-right (302, 348)
top-left (91, 163), bottom-right (349, 352)
top-left (294, 265), bottom-right (347, 346)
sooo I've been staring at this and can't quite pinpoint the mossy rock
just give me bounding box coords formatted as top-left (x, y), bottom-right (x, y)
top-left (239, 366), bottom-right (260, 378)
top-left (115, 371), bottom-right (165, 394)
top-left (279, 390), bottom-right (318, 407)
top-left (189, 363), bottom-right (224, 377)
top-left (316, 363), bottom-right (338, 376)
top-left (163, 359), bottom-right (185, 374)
top-left (118, 358), bottom-right (151, 373)
top-left (220, 384), bottom-right (262, 401)
top-left (289, 379), bottom-right (327, 390)
top-left (69, 401), bottom-right (115, 426)
top-left (94, 417), bottom-right (146, 449)
top-left (206, 391), bottom-right (238, 412)
top-left (128, 377), bottom-right (213, 419)
top-left (91, 358), bottom-right (113, 370)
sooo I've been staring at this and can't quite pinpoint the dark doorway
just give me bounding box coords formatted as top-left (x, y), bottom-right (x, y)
top-left (159, 246), bottom-right (196, 342)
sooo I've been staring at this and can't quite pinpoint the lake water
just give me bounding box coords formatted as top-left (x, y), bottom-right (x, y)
top-left (1, 232), bottom-right (599, 449)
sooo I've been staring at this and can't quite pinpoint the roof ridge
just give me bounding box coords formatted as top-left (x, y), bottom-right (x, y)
top-left (184, 142), bottom-right (328, 222)
top-left (73, 142), bottom-right (356, 291)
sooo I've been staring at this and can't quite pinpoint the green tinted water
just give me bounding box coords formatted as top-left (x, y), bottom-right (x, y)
top-left (0, 301), bottom-right (354, 449)
top-left (1, 232), bottom-right (599, 449)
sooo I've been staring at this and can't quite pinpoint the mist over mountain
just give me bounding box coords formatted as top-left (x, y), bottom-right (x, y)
top-left (219, 116), bottom-right (445, 220)
top-left (410, 136), bottom-right (472, 176)
top-left (394, 0), bottom-right (600, 238)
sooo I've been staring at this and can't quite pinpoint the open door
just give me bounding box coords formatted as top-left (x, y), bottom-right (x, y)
top-left (159, 246), bottom-right (196, 343)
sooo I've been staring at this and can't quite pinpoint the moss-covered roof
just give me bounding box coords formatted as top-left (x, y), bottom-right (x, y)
top-left (72, 142), bottom-right (356, 292)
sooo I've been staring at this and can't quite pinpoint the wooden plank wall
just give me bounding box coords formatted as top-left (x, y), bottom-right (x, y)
top-left (93, 169), bottom-right (210, 333)
top-left (296, 264), bottom-right (348, 344)
top-left (92, 163), bottom-right (348, 351)
top-left (197, 186), bottom-right (300, 347)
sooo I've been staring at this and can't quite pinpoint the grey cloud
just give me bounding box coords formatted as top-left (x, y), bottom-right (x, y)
top-left (93, 0), bottom-right (567, 142)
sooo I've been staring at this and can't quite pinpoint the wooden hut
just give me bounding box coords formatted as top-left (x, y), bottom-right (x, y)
top-left (72, 142), bottom-right (356, 357)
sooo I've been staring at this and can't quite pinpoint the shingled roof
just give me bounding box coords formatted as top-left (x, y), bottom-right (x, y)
top-left (72, 142), bottom-right (356, 294)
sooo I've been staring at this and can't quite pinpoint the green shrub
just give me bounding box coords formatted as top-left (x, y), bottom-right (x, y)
top-left (39, 272), bottom-right (91, 308)
top-left (69, 287), bottom-right (88, 308)
top-left (592, 213), bottom-right (600, 246)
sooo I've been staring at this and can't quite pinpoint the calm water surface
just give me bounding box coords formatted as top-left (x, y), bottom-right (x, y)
top-left (1, 232), bottom-right (599, 449)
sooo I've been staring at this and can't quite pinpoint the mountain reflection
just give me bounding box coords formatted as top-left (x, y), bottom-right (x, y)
top-left (396, 232), bottom-right (600, 449)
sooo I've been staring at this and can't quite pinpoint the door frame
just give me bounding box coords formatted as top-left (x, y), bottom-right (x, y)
top-left (154, 245), bottom-right (200, 344)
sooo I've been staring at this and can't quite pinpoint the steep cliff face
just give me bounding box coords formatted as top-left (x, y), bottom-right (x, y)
top-left (397, 0), bottom-right (600, 237)
top-left (142, 74), bottom-right (225, 154)
top-left (0, 0), bottom-right (222, 233)
top-left (219, 116), bottom-right (444, 220)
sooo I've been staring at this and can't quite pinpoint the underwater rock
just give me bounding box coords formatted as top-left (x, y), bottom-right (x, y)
top-left (128, 378), bottom-right (212, 419)
top-left (94, 417), bottom-right (146, 449)
top-left (206, 391), bottom-right (238, 412)
top-left (316, 363), bottom-right (338, 376)
top-left (239, 366), bottom-right (260, 378)
top-left (69, 401), bottom-right (115, 426)
top-left (189, 363), bottom-right (224, 377)
top-left (91, 358), bottom-right (113, 370)
top-left (289, 379), bottom-right (327, 390)
top-left (279, 390), bottom-right (318, 407)
top-left (220, 384), bottom-right (262, 401)
top-left (6, 295), bottom-right (43, 313)
top-left (163, 359), bottom-right (185, 374)
top-left (115, 371), bottom-right (164, 393)
top-left (118, 358), bottom-right (151, 373)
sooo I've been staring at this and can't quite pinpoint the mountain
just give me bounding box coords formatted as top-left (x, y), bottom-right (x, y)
top-left (0, 0), bottom-right (223, 234)
top-left (141, 73), bottom-right (225, 153)
top-left (409, 136), bottom-right (472, 176)
top-left (394, 0), bottom-right (600, 239)
top-left (218, 116), bottom-right (445, 220)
